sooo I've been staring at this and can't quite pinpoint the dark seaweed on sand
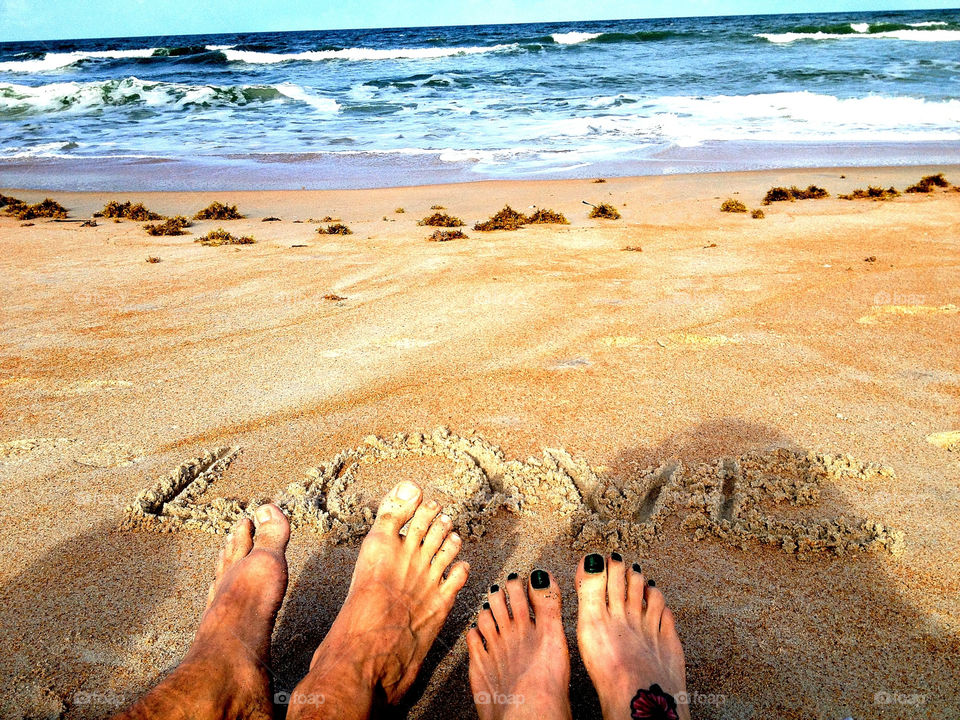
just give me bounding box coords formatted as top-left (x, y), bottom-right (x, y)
top-left (419, 212), bottom-right (464, 227)
top-left (588, 202), bottom-right (621, 220)
top-left (95, 200), bottom-right (162, 221)
top-left (762, 185), bottom-right (829, 205)
top-left (428, 229), bottom-right (467, 241)
top-left (474, 205), bottom-right (527, 231)
top-left (195, 228), bottom-right (255, 246)
top-left (145, 216), bottom-right (191, 236)
top-left (193, 202), bottom-right (244, 220)
top-left (906, 174), bottom-right (950, 193)
top-left (2, 196), bottom-right (69, 220)
top-left (839, 186), bottom-right (900, 201)
top-left (720, 199), bottom-right (747, 213)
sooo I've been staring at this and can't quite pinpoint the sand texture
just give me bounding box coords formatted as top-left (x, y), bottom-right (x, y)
top-left (1, 166), bottom-right (958, 718)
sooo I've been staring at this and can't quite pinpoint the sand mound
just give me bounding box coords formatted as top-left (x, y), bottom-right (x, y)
top-left (120, 429), bottom-right (902, 558)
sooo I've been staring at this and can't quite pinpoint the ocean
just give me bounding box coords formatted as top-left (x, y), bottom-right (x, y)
top-left (1, 9), bottom-right (959, 190)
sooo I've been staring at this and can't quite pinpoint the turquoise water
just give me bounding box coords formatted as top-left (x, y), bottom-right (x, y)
top-left (1, 9), bottom-right (959, 189)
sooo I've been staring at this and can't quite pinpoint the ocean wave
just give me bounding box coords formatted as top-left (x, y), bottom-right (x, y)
top-left (212, 43), bottom-right (520, 63)
top-left (758, 21), bottom-right (960, 43)
top-left (0, 77), bottom-right (339, 114)
top-left (550, 32), bottom-right (602, 45)
top-left (543, 91), bottom-right (960, 145)
top-left (0, 48), bottom-right (157, 73)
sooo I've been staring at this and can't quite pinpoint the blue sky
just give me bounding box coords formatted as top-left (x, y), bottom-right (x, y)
top-left (0, 0), bottom-right (956, 42)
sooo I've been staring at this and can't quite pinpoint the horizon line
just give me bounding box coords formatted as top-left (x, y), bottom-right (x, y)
top-left (0, 5), bottom-right (953, 45)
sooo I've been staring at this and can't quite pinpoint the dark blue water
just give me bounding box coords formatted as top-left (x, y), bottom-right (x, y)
top-left (1, 9), bottom-right (959, 189)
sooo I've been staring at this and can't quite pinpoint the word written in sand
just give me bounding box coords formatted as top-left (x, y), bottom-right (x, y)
top-left (120, 429), bottom-right (903, 558)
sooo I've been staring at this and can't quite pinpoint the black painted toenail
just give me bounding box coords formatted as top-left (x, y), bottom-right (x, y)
top-left (584, 553), bottom-right (604, 574)
top-left (490, 584), bottom-right (500, 593)
top-left (531, 569), bottom-right (549, 589)
top-left (508, 572), bottom-right (518, 581)
top-left (482, 601), bottom-right (490, 610)
top-left (632, 563), bottom-right (642, 573)
top-left (648, 579), bottom-right (656, 587)
top-left (611, 551), bottom-right (622, 562)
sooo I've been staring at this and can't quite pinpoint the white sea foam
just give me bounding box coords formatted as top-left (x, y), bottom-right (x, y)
top-left (550, 32), bottom-right (602, 45)
top-left (850, 23), bottom-right (870, 33)
top-left (0, 77), bottom-right (339, 114)
top-left (214, 43), bottom-right (519, 64)
top-left (759, 28), bottom-right (960, 43)
top-left (0, 48), bottom-right (157, 73)
top-left (909, 21), bottom-right (949, 27)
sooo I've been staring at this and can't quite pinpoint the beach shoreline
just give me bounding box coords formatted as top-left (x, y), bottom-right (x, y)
top-left (1, 164), bottom-right (958, 718)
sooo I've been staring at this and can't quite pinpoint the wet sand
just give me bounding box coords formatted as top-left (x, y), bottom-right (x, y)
top-left (1, 166), bottom-right (958, 718)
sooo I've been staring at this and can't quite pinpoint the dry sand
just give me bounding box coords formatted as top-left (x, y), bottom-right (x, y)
top-left (0, 166), bottom-right (958, 719)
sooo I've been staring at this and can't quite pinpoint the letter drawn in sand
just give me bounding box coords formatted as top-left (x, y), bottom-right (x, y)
top-left (121, 429), bottom-right (904, 557)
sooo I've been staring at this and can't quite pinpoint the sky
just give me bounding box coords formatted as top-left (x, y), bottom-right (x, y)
top-left (0, 0), bottom-right (956, 42)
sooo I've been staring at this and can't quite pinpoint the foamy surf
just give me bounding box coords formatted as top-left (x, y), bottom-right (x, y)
top-left (213, 43), bottom-right (520, 63)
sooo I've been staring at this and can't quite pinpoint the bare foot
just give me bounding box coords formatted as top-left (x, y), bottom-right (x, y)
top-left (576, 554), bottom-right (689, 720)
top-left (287, 480), bottom-right (470, 720)
top-left (468, 570), bottom-right (572, 720)
top-left (114, 505), bottom-right (290, 720)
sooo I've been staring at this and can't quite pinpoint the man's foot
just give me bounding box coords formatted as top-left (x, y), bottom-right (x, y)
top-left (467, 570), bottom-right (572, 720)
top-left (115, 505), bottom-right (290, 720)
top-left (576, 554), bottom-right (689, 720)
top-left (287, 480), bottom-right (470, 720)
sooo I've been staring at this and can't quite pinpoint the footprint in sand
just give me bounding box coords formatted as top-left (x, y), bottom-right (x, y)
top-left (75, 442), bottom-right (142, 468)
top-left (926, 431), bottom-right (960, 452)
top-left (857, 304), bottom-right (959, 325)
top-left (0, 438), bottom-right (75, 462)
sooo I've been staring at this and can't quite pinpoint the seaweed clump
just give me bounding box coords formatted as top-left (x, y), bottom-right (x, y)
top-left (720, 199), bottom-right (748, 213)
top-left (588, 203), bottom-right (621, 220)
top-left (751, 209), bottom-right (765, 219)
top-left (318, 223), bottom-right (353, 235)
top-left (3, 197), bottom-right (69, 220)
top-left (839, 186), bottom-right (900, 201)
top-left (419, 212), bottom-right (464, 227)
top-left (95, 200), bottom-right (162, 221)
top-left (525, 208), bottom-right (569, 224)
top-left (906, 173), bottom-right (950, 193)
top-left (428, 229), bottom-right (467, 242)
top-left (474, 205), bottom-right (527, 231)
top-left (145, 216), bottom-right (190, 236)
top-left (193, 202), bottom-right (243, 220)
top-left (195, 228), bottom-right (255, 246)
top-left (762, 185), bottom-right (829, 205)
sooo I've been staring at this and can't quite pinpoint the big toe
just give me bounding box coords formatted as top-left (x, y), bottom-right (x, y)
top-left (373, 480), bottom-right (423, 534)
top-left (252, 504), bottom-right (290, 554)
top-left (576, 553), bottom-right (609, 621)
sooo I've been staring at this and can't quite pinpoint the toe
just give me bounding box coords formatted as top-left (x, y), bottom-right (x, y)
top-left (430, 532), bottom-right (462, 578)
top-left (405, 499), bottom-right (441, 545)
top-left (421, 513), bottom-right (452, 557)
top-left (528, 569), bottom-right (563, 626)
top-left (219, 518), bottom-right (254, 573)
top-left (626, 562), bottom-right (646, 618)
top-left (606, 552), bottom-right (626, 616)
top-left (505, 573), bottom-right (531, 627)
top-left (644, 583), bottom-right (666, 633)
top-left (372, 480), bottom-right (423, 535)
top-left (576, 553), bottom-right (608, 621)
top-left (440, 561), bottom-right (470, 602)
top-left (487, 582), bottom-right (511, 629)
top-left (477, 605), bottom-right (499, 642)
top-left (252, 504), bottom-right (290, 554)
top-left (466, 626), bottom-right (488, 658)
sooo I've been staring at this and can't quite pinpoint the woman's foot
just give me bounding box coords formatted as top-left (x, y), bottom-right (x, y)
top-left (467, 570), bottom-right (572, 720)
top-left (114, 505), bottom-right (290, 720)
top-left (287, 480), bottom-right (470, 720)
top-left (576, 554), bottom-right (689, 720)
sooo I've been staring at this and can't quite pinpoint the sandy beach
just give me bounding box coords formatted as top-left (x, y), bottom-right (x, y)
top-left (1, 165), bottom-right (958, 719)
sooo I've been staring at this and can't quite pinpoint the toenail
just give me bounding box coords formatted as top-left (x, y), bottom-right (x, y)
top-left (632, 562), bottom-right (642, 573)
top-left (426, 499), bottom-right (439, 510)
top-left (584, 553), bottom-right (605, 574)
top-left (254, 505), bottom-right (272, 526)
top-left (440, 514), bottom-right (451, 524)
top-left (490, 584), bottom-right (499, 593)
top-left (648, 579), bottom-right (656, 587)
top-left (394, 481), bottom-right (419, 500)
top-left (482, 601), bottom-right (490, 610)
top-left (507, 572), bottom-right (518, 581)
top-left (531, 569), bottom-right (550, 589)
top-left (450, 532), bottom-right (460, 542)
top-left (611, 551), bottom-right (622, 562)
